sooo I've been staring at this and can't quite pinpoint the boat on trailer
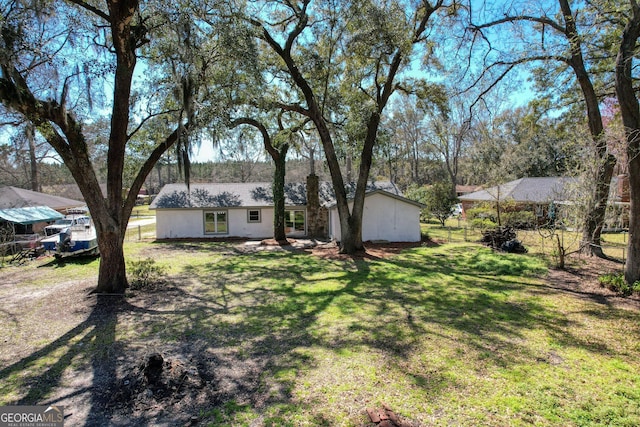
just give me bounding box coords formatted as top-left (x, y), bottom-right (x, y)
top-left (41, 223), bottom-right (99, 259)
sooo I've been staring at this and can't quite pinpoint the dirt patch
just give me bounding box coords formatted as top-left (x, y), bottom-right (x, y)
top-left (104, 351), bottom-right (215, 426)
top-left (307, 240), bottom-right (428, 261)
top-left (545, 255), bottom-right (640, 310)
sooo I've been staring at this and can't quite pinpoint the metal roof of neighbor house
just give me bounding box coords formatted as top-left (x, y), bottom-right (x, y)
top-left (150, 181), bottom-right (409, 209)
top-left (0, 186), bottom-right (84, 210)
top-left (458, 177), bottom-right (575, 204)
top-left (0, 206), bottom-right (64, 225)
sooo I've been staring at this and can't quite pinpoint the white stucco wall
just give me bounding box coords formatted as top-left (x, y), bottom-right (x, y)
top-left (328, 193), bottom-right (422, 242)
top-left (155, 208), bottom-right (274, 239)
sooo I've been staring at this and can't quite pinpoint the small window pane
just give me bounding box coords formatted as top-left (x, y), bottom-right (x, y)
top-left (285, 211), bottom-right (294, 228)
top-left (248, 210), bottom-right (260, 223)
top-left (216, 211), bottom-right (227, 233)
top-left (294, 211), bottom-right (305, 231)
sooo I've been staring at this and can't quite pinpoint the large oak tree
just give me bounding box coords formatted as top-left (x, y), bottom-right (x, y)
top-left (0, 1), bottom-right (192, 294)
top-left (242, 0), bottom-right (452, 253)
top-left (470, 0), bottom-right (616, 257)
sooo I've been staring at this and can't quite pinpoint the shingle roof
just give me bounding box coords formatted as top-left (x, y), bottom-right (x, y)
top-left (150, 181), bottom-right (405, 209)
top-left (0, 186), bottom-right (84, 210)
top-left (458, 177), bottom-right (575, 203)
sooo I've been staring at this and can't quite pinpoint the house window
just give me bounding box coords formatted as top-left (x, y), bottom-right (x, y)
top-left (285, 210), bottom-right (305, 233)
top-left (247, 209), bottom-right (261, 223)
top-left (204, 210), bottom-right (228, 234)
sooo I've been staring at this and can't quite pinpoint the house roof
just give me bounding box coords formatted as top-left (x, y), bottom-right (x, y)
top-left (458, 177), bottom-right (575, 204)
top-left (0, 206), bottom-right (64, 225)
top-left (0, 186), bottom-right (85, 210)
top-left (150, 181), bottom-right (410, 209)
top-left (456, 184), bottom-right (482, 194)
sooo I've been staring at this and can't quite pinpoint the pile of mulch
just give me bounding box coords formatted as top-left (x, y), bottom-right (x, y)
top-left (103, 352), bottom-right (215, 425)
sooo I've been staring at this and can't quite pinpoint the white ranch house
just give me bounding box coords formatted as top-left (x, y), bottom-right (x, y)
top-left (150, 181), bottom-right (424, 242)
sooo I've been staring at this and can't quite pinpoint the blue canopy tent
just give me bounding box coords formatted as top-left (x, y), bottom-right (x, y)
top-left (0, 206), bottom-right (64, 225)
top-left (0, 206), bottom-right (64, 257)
top-left (0, 206), bottom-right (64, 238)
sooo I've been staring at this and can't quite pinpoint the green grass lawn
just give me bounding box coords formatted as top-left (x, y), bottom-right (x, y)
top-left (131, 204), bottom-right (154, 218)
top-left (1, 240), bottom-right (639, 426)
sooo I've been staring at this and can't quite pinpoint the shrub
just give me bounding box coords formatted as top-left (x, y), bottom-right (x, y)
top-left (466, 204), bottom-right (496, 223)
top-left (407, 182), bottom-right (458, 226)
top-left (598, 272), bottom-right (640, 296)
top-left (128, 257), bottom-right (167, 290)
top-left (471, 218), bottom-right (496, 229)
top-left (502, 210), bottom-right (537, 229)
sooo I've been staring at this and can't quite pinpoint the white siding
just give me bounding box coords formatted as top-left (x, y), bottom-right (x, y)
top-left (328, 193), bottom-right (422, 242)
top-left (156, 208), bottom-right (273, 239)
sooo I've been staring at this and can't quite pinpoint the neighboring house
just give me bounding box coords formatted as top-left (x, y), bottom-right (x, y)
top-left (0, 186), bottom-right (85, 213)
top-left (458, 177), bottom-right (575, 220)
top-left (455, 184), bottom-right (482, 198)
top-left (41, 183), bottom-right (108, 203)
top-left (150, 181), bottom-right (424, 242)
top-left (0, 186), bottom-right (85, 236)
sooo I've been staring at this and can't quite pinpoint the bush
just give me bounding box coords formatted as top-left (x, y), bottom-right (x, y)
top-left (466, 201), bottom-right (537, 229)
top-left (466, 204), bottom-right (496, 223)
top-left (598, 272), bottom-right (640, 296)
top-left (471, 218), bottom-right (496, 229)
top-left (502, 210), bottom-right (537, 229)
top-left (128, 257), bottom-right (167, 290)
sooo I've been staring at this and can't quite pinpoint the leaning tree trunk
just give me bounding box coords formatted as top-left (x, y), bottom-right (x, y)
top-left (581, 160), bottom-right (615, 257)
top-left (557, 0), bottom-right (615, 258)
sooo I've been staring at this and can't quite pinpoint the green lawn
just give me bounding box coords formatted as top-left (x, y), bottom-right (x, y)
top-left (1, 240), bottom-right (639, 426)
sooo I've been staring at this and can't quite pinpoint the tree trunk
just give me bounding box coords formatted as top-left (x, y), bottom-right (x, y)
top-left (626, 159), bottom-right (640, 283)
top-left (557, 0), bottom-right (615, 257)
top-left (615, 1), bottom-right (640, 283)
top-left (580, 160), bottom-right (615, 257)
top-left (27, 124), bottom-right (40, 192)
top-left (254, 3), bottom-right (439, 254)
top-left (306, 173), bottom-right (320, 238)
top-left (340, 218), bottom-right (359, 253)
top-left (95, 230), bottom-right (128, 294)
top-left (230, 118), bottom-right (289, 242)
top-left (273, 153), bottom-right (287, 241)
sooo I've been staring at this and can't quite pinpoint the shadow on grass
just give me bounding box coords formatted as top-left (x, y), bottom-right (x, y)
top-left (128, 245), bottom-right (640, 423)
top-left (0, 295), bottom-right (120, 425)
top-left (37, 254), bottom-right (100, 269)
top-left (3, 243), bottom-right (640, 425)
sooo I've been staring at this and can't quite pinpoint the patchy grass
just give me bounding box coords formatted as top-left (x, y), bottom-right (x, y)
top-left (422, 220), bottom-right (629, 261)
top-left (1, 241), bottom-right (639, 426)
